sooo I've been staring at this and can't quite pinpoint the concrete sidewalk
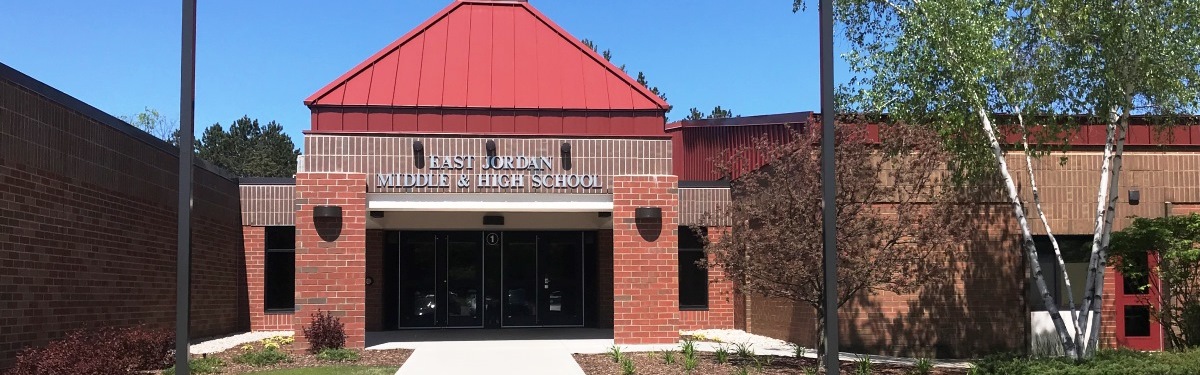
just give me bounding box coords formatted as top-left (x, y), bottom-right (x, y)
top-left (386, 339), bottom-right (608, 375)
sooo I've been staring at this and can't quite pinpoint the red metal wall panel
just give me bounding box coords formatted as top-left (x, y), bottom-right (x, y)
top-left (513, 11), bottom-right (541, 109)
top-left (491, 6), bottom-right (517, 109)
top-left (442, 8), bottom-right (473, 106)
top-left (416, 20), bottom-right (448, 107)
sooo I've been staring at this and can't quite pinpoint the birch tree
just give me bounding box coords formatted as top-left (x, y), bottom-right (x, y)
top-left (824, 0), bottom-right (1200, 359)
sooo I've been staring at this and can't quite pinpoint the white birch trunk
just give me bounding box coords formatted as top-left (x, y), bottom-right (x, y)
top-left (1083, 106), bottom-right (1129, 356)
top-left (1016, 111), bottom-right (1083, 358)
top-left (975, 106), bottom-right (1078, 356)
top-left (1077, 106), bottom-right (1124, 357)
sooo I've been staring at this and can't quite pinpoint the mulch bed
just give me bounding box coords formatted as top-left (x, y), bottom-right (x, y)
top-left (573, 352), bottom-right (968, 375)
top-left (185, 345), bottom-right (411, 374)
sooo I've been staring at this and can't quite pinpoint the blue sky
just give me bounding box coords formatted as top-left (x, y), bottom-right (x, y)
top-left (0, 0), bottom-right (848, 142)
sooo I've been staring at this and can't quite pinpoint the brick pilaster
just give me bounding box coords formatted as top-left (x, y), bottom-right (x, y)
top-left (293, 173), bottom-right (367, 350)
top-left (612, 175), bottom-right (680, 344)
top-left (244, 226), bottom-right (267, 330)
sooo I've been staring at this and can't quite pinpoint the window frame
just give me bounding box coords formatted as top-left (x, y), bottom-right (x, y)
top-left (264, 226), bottom-right (296, 312)
top-left (678, 227), bottom-right (709, 311)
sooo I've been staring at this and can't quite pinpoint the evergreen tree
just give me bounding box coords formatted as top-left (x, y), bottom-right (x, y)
top-left (196, 116), bottom-right (300, 178)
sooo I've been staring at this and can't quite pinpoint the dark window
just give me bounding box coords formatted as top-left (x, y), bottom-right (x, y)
top-left (1029, 235), bottom-right (1091, 311)
top-left (679, 227), bottom-right (708, 310)
top-left (265, 226), bottom-right (295, 310)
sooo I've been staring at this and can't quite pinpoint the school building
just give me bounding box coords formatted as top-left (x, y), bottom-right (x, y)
top-left (3, 0), bottom-right (1199, 368)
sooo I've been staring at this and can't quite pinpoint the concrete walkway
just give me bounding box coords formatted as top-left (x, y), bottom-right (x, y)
top-left (369, 329), bottom-right (611, 375)
top-left (388, 339), bottom-right (594, 375)
top-left (367, 328), bottom-right (972, 374)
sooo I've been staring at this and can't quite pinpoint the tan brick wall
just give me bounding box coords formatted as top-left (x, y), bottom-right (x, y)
top-left (240, 185), bottom-right (295, 226)
top-left (1009, 152), bottom-right (1200, 234)
top-left (679, 188), bottom-right (730, 226)
top-left (302, 135), bottom-right (671, 194)
top-left (612, 175), bottom-right (680, 344)
top-left (293, 172), bottom-right (367, 350)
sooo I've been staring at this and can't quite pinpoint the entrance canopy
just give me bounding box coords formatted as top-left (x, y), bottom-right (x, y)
top-left (366, 193), bottom-right (613, 212)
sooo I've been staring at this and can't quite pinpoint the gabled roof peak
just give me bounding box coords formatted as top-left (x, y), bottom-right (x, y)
top-left (305, 0), bottom-right (669, 112)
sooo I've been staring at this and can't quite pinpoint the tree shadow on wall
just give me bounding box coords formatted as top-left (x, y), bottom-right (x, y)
top-left (843, 203), bottom-right (1028, 359)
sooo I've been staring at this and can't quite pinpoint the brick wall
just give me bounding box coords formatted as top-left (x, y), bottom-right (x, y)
top-left (612, 175), bottom-right (680, 344)
top-left (365, 229), bottom-right (385, 332)
top-left (746, 206), bottom-right (1027, 358)
top-left (302, 135), bottom-right (672, 195)
top-left (679, 227), bottom-right (735, 330)
top-left (293, 172), bottom-right (367, 350)
top-left (0, 69), bottom-right (248, 368)
top-left (243, 225), bottom-right (294, 331)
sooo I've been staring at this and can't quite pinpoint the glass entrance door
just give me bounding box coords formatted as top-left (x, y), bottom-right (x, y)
top-left (538, 232), bottom-right (585, 326)
top-left (396, 232), bottom-right (483, 328)
top-left (500, 232), bottom-right (585, 327)
top-left (398, 231), bottom-right (585, 328)
top-left (501, 232), bottom-right (539, 327)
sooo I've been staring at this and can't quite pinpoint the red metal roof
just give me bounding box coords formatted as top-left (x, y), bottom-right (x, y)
top-left (305, 0), bottom-right (669, 112)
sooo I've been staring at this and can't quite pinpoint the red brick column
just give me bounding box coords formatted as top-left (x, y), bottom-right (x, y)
top-left (612, 175), bottom-right (680, 344)
top-left (1101, 266), bottom-right (1118, 349)
top-left (244, 226), bottom-right (267, 330)
top-left (293, 173), bottom-right (367, 350)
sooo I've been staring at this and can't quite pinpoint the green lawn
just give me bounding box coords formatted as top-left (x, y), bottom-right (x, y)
top-left (244, 366), bottom-right (399, 375)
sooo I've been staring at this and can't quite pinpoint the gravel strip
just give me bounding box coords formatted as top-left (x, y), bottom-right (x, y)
top-left (190, 331), bottom-right (293, 354)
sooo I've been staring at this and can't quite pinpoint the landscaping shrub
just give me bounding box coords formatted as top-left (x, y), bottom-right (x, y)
top-left (303, 310), bottom-right (346, 354)
top-left (163, 357), bottom-right (224, 375)
top-left (6, 326), bottom-right (174, 375)
top-left (234, 347), bottom-right (290, 367)
top-left (316, 348), bottom-right (361, 362)
top-left (971, 348), bottom-right (1200, 375)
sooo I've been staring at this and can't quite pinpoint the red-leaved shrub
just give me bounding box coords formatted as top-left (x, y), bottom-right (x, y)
top-left (5, 326), bottom-right (174, 375)
top-left (302, 310), bottom-right (345, 354)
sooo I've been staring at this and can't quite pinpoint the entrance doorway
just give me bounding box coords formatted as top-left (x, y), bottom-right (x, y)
top-left (1114, 253), bottom-right (1164, 350)
top-left (395, 231), bottom-right (593, 329)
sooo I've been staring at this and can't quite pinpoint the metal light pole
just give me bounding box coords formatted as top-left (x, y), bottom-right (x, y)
top-left (818, 0), bottom-right (839, 372)
top-left (175, 0), bottom-right (197, 374)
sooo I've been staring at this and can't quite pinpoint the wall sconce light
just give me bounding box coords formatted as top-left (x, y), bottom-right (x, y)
top-left (313, 205), bottom-right (342, 219)
top-left (485, 140), bottom-right (497, 157)
top-left (413, 140), bottom-right (425, 169)
top-left (370, 211), bottom-right (385, 219)
top-left (1129, 188), bottom-right (1141, 205)
top-left (635, 207), bottom-right (663, 220)
top-left (560, 142), bottom-right (572, 170)
top-left (598, 211), bottom-right (612, 218)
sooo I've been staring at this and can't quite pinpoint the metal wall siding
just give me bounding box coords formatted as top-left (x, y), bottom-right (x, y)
top-left (673, 124), bottom-right (801, 181)
top-left (304, 134), bottom-right (672, 195)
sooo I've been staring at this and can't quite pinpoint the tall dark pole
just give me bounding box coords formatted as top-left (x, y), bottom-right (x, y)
top-left (818, 0), bottom-right (839, 372)
top-left (175, 0), bottom-right (197, 374)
